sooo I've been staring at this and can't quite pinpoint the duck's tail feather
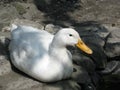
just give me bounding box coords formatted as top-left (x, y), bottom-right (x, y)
top-left (10, 24), bottom-right (18, 32)
top-left (10, 19), bottom-right (21, 32)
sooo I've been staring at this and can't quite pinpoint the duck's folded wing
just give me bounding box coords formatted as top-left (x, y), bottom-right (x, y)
top-left (10, 25), bottom-right (54, 62)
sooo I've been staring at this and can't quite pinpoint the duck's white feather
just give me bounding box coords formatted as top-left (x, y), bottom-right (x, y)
top-left (9, 25), bottom-right (74, 82)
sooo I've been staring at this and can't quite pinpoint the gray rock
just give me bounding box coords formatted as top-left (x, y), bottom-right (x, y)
top-left (0, 67), bottom-right (81, 90)
top-left (0, 36), bottom-right (10, 55)
top-left (0, 71), bottom-right (42, 90)
top-left (113, 62), bottom-right (120, 76)
top-left (72, 52), bottom-right (95, 73)
top-left (0, 4), bottom-right (20, 30)
top-left (74, 22), bottom-right (109, 46)
top-left (0, 1), bottom-right (45, 30)
top-left (11, 19), bottom-right (44, 30)
top-left (2, 26), bottom-right (11, 32)
top-left (100, 61), bottom-right (120, 75)
top-left (107, 29), bottom-right (120, 43)
top-left (0, 36), bottom-right (11, 76)
top-left (104, 28), bottom-right (120, 57)
top-left (44, 24), bottom-right (62, 34)
top-left (0, 56), bottom-right (11, 76)
top-left (104, 60), bottom-right (120, 79)
top-left (72, 65), bottom-right (91, 84)
top-left (11, 2), bottom-right (26, 15)
top-left (105, 43), bottom-right (120, 57)
top-left (21, 3), bottom-right (43, 20)
top-left (43, 80), bottom-right (81, 90)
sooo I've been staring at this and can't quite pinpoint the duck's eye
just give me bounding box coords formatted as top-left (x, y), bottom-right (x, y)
top-left (69, 34), bottom-right (73, 37)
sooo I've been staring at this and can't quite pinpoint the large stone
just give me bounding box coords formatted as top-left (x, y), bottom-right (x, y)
top-left (44, 24), bottom-right (62, 34)
top-left (11, 19), bottom-right (44, 30)
top-left (101, 61), bottom-right (120, 83)
top-left (72, 64), bottom-right (91, 84)
top-left (0, 4), bottom-right (20, 30)
top-left (105, 43), bottom-right (120, 58)
top-left (11, 2), bottom-right (26, 15)
top-left (112, 62), bottom-right (120, 77)
top-left (104, 28), bottom-right (120, 57)
top-left (100, 61), bottom-right (120, 75)
top-left (0, 71), bottom-right (42, 90)
top-left (20, 2), bottom-right (44, 21)
top-left (43, 80), bottom-right (81, 90)
top-left (0, 56), bottom-right (11, 76)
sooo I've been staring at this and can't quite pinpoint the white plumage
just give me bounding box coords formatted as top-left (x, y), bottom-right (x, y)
top-left (9, 25), bottom-right (92, 82)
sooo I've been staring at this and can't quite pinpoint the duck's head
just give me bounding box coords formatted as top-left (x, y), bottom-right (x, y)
top-left (54, 28), bottom-right (93, 54)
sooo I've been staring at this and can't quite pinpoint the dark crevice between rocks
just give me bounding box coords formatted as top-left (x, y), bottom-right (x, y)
top-left (97, 79), bottom-right (120, 90)
top-left (103, 32), bottom-right (111, 51)
top-left (77, 82), bottom-right (96, 90)
top-left (0, 37), bottom-right (10, 59)
top-left (88, 71), bottom-right (103, 86)
top-left (108, 56), bottom-right (120, 61)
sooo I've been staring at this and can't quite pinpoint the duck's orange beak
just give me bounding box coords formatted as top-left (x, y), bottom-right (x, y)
top-left (76, 39), bottom-right (93, 54)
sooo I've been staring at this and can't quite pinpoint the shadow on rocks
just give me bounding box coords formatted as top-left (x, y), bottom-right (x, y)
top-left (34, 0), bottom-right (82, 25)
top-left (0, 37), bottom-right (10, 57)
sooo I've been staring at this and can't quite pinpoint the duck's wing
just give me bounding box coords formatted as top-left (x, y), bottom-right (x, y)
top-left (9, 25), bottom-right (54, 66)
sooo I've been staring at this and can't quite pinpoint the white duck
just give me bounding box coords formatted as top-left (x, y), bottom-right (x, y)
top-left (9, 24), bottom-right (93, 82)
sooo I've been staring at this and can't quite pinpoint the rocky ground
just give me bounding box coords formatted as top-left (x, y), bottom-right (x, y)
top-left (0, 0), bottom-right (120, 90)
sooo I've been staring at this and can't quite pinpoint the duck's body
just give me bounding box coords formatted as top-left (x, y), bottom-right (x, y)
top-left (9, 25), bottom-right (92, 82)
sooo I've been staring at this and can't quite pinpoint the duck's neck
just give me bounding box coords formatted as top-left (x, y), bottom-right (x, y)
top-left (48, 39), bottom-right (72, 63)
top-left (48, 38), bottom-right (73, 78)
